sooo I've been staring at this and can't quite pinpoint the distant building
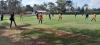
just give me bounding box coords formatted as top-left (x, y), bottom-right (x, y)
top-left (36, 10), bottom-right (46, 13)
top-left (32, 10), bottom-right (47, 15)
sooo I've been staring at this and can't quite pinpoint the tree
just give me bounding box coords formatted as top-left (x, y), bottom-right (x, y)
top-left (66, 0), bottom-right (73, 7)
top-left (25, 5), bottom-right (33, 12)
top-left (0, 0), bottom-right (8, 21)
top-left (33, 4), bottom-right (46, 10)
top-left (7, 0), bottom-right (22, 13)
top-left (82, 4), bottom-right (91, 14)
top-left (56, 0), bottom-right (66, 13)
top-left (33, 4), bottom-right (38, 11)
top-left (66, 0), bottom-right (73, 12)
top-left (48, 2), bottom-right (57, 14)
top-left (56, 0), bottom-right (73, 13)
top-left (0, 0), bottom-right (7, 13)
top-left (39, 4), bottom-right (47, 10)
top-left (43, 3), bottom-right (48, 11)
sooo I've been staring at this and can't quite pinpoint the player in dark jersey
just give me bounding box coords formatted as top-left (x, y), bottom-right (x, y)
top-left (9, 12), bottom-right (17, 28)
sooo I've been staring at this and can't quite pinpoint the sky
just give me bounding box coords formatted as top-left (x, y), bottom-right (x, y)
top-left (22, 0), bottom-right (100, 8)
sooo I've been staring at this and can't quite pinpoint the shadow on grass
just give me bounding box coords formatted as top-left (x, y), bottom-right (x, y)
top-left (57, 27), bottom-right (100, 38)
top-left (0, 26), bottom-right (7, 30)
top-left (17, 24), bottom-right (31, 27)
top-left (1, 21), bottom-right (10, 26)
top-left (0, 36), bottom-right (14, 45)
top-left (18, 27), bottom-right (100, 45)
top-left (0, 21), bottom-right (31, 30)
top-left (9, 24), bottom-right (32, 30)
top-left (0, 22), bottom-right (9, 30)
top-left (16, 27), bottom-right (31, 30)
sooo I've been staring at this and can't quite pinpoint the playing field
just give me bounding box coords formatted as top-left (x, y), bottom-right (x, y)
top-left (1, 14), bottom-right (100, 29)
top-left (0, 14), bottom-right (100, 45)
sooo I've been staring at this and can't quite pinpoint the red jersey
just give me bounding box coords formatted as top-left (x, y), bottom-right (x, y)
top-left (38, 15), bottom-right (43, 20)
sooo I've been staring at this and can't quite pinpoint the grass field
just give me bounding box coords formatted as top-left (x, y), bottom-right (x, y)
top-left (0, 14), bottom-right (100, 45)
top-left (1, 14), bottom-right (100, 29)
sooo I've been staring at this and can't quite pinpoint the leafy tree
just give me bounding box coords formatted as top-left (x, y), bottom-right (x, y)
top-left (7, 0), bottom-right (22, 13)
top-left (66, 0), bottom-right (73, 12)
top-left (0, 0), bottom-right (7, 13)
top-left (56, 0), bottom-right (66, 13)
top-left (56, 0), bottom-right (73, 13)
top-left (43, 3), bottom-right (48, 10)
top-left (25, 5), bottom-right (33, 12)
top-left (33, 4), bottom-right (47, 10)
top-left (48, 2), bottom-right (57, 13)
top-left (82, 4), bottom-right (92, 14)
top-left (66, 0), bottom-right (73, 7)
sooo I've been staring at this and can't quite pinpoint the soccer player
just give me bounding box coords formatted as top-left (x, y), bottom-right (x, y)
top-left (48, 13), bottom-right (51, 20)
top-left (36, 13), bottom-right (39, 20)
top-left (9, 12), bottom-right (17, 28)
top-left (91, 13), bottom-right (96, 22)
top-left (75, 12), bottom-right (78, 18)
top-left (85, 13), bottom-right (89, 20)
top-left (58, 13), bottom-right (63, 21)
top-left (1, 13), bottom-right (4, 21)
top-left (38, 12), bottom-right (43, 24)
top-left (20, 13), bottom-right (24, 22)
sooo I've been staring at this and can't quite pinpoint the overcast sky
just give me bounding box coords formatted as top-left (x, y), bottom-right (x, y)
top-left (22, 0), bottom-right (100, 8)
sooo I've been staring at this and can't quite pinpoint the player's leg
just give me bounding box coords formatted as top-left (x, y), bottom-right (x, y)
top-left (91, 18), bottom-right (93, 21)
top-left (13, 20), bottom-right (17, 27)
top-left (58, 17), bottom-right (60, 21)
top-left (10, 20), bottom-right (13, 28)
top-left (94, 18), bottom-right (96, 22)
top-left (60, 17), bottom-right (62, 20)
top-left (39, 20), bottom-right (40, 23)
top-left (85, 17), bottom-right (87, 20)
top-left (41, 19), bottom-right (42, 24)
top-left (50, 16), bottom-right (51, 20)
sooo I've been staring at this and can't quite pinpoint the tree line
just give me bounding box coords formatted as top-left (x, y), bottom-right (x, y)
top-left (0, 0), bottom-right (100, 14)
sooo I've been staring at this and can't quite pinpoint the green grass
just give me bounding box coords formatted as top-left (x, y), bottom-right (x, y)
top-left (1, 15), bottom-right (100, 36)
top-left (1, 14), bottom-right (100, 45)
top-left (2, 15), bottom-right (100, 29)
